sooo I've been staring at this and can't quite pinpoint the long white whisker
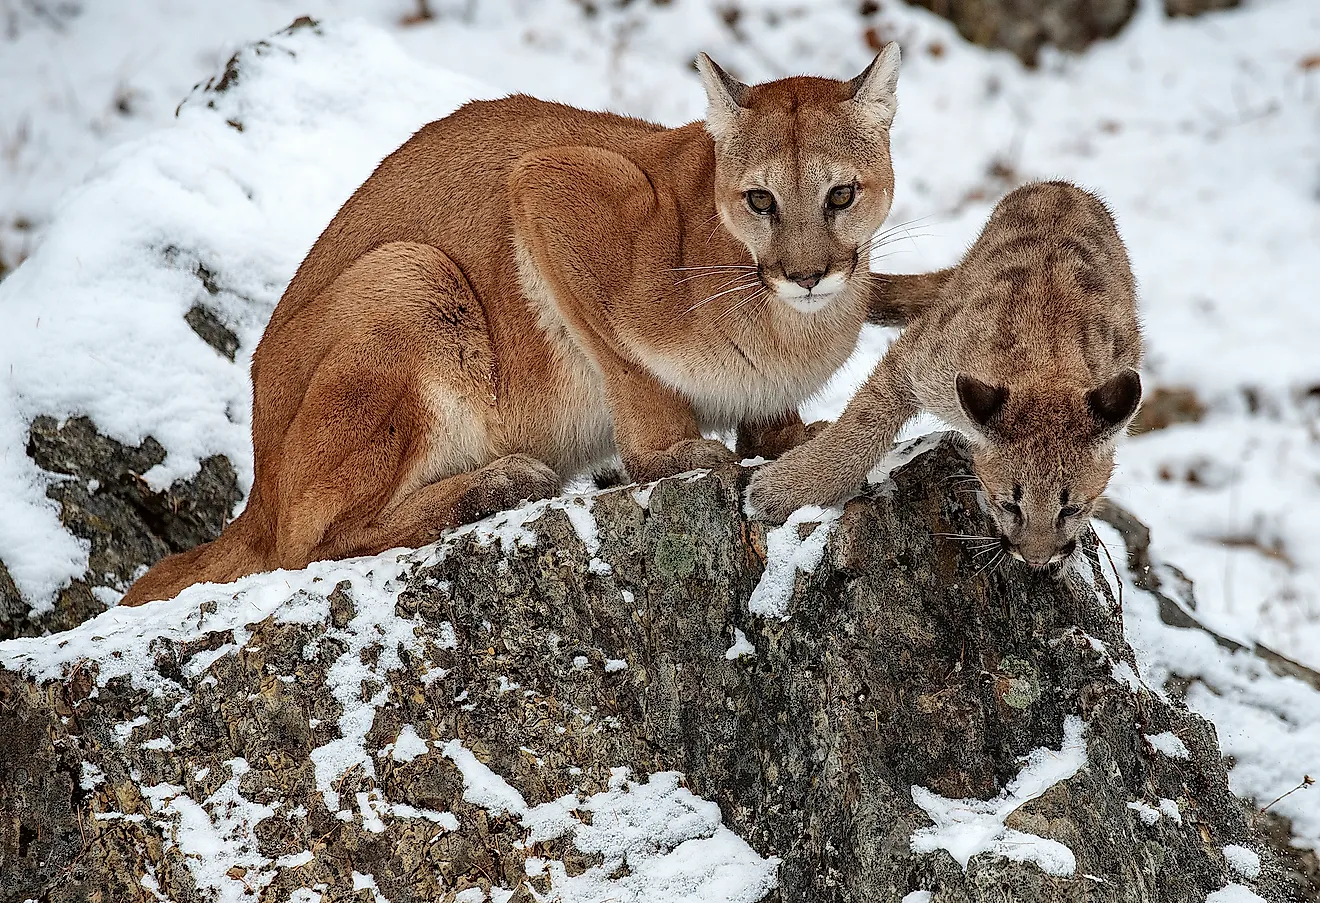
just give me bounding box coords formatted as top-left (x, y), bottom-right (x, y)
top-left (685, 280), bottom-right (762, 313)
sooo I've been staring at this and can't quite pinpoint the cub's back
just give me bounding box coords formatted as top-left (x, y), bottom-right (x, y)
top-left (916, 181), bottom-right (1141, 391)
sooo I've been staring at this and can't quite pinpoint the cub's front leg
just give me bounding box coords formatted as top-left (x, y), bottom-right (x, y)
top-left (509, 146), bottom-right (737, 483)
top-left (748, 357), bottom-right (916, 522)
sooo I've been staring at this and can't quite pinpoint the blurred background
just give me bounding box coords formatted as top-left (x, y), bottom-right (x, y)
top-left (0, 0), bottom-right (1318, 880)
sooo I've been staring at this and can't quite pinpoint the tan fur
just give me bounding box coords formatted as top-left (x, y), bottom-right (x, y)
top-left (121, 47), bottom-right (937, 606)
top-left (749, 181), bottom-right (1144, 569)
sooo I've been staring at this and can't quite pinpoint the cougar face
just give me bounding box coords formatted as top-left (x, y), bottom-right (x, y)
top-left (958, 370), bottom-right (1142, 570)
top-left (697, 47), bottom-right (900, 313)
top-left (972, 442), bottom-right (1113, 570)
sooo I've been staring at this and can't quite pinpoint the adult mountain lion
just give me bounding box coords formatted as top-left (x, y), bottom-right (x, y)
top-left (123, 45), bottom-right (937, 605)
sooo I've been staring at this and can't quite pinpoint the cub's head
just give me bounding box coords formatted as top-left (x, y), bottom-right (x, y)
top-left (955, 370), bottom-right (1143, 570)
top-left (696, 46), bottom-right (901, 313)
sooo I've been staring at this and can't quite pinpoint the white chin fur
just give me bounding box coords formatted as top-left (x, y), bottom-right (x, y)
top-left (772, 272), bottom-right (849, 313)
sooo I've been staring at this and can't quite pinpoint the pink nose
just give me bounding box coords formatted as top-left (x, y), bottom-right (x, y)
top-left (789, 271), bottom-right (824, 290)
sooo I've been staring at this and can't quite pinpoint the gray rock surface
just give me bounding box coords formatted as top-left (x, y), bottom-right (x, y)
top-left (0, 415), bottom-right (242, 641)
top-left (0, 437), bottom-right (1291, 901)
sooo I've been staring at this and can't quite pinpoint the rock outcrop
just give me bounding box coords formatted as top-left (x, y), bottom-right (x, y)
top-left (0, 416), bottom-right (242, 642)
top-left (0, 436), bottom-right (1289, 901)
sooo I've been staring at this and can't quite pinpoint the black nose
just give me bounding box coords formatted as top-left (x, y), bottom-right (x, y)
top-left (788, 270), bottom-right (824, 290)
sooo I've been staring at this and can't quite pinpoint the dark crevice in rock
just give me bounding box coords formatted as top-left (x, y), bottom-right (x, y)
top-left (184, 303), bottom-right (240, 360)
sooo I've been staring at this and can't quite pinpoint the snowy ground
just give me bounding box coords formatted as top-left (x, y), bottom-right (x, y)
top-left (0, 0), bottom-right (1318, 878)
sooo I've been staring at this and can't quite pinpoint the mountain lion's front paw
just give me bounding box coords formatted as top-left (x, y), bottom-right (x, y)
top-left (627, 439), bottom-right (738, 483)
top-left (746, 457), bottom-right (836, 524)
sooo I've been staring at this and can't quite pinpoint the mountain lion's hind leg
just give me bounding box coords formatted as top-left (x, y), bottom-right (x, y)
top-left (268, 242), bottom-right (559, 569)
top-left (319, 454), bottom-right (561, 562)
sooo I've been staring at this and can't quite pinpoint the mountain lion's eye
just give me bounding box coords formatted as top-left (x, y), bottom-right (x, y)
top-left (1059, 504), bottom-right (1083, 519)
top-left (745, 190), bottom-right (776, 215)
top-left (826, 184), bottom-right (856, 210)
top-left (1000, 501), bottom-right (1022, 518)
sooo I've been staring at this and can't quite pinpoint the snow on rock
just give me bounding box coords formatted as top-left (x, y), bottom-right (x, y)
top-left (1128, 800), bottom-right (1162, 827)
top-left (461, 765), bottom-right (780, 903)
top-left (746, 504), bottom-right (843, 620)
top-left (724, 628), bottom-right (755, 661)
top-left (563, 497), bottom-right (601, 556)
top-left (910, 715), bottom-right (1087, 877)
top-left (1205, 885), bottom-right (1269, 903)
top-left (1146, 731), bottom-right (1191, 760)
top-left (443, 739), bottom-right (531, 817)
top-left (1221, 845), bottom-right (1262, 881)
top-left (145, 757), bottom-right (278, 902)
top-left (384, 725), bottom-right (429, 764)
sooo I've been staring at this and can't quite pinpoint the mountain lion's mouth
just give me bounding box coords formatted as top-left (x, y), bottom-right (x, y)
top-left (771, 271), bottom-right (849, 311)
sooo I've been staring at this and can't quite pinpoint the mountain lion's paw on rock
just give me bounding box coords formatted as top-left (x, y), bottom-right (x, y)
top-left (452, 454), bottom-right (561, 523)
top-left (627, 439), bottom-right (738, 483)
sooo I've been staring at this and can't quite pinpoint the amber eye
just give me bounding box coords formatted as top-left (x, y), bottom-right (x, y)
top-left (745, 189), bottom-right (776, 215)
top-left (826, 184), bottom-right (856, 210)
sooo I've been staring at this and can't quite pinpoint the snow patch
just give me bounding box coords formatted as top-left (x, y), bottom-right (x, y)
top-left (1146, 732), bottom-right (1190, 760)
top-left (747, 505), bottom-right (843, 620)
top-left (443, 739), bottom-right (529, 816)
top-left (79, 761), bottom-right (105, 791)
top-left (725, 628), bottom-right (755, 660)
top-left (564, 497), bottom-right (600, 555)
top-left (387, 725), bottom-right (429, 763)
top-left (1128, 800), bottom-right (1161, 827)
top-left (1205, 886), bottom-right (1268, 903)
top-left (910, 715), bottom-right (1086, 877)
top-left (1222, 845), bottom-right (1261, 881)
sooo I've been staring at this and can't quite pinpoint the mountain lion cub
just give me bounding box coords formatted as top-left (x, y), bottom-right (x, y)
top-left (122, 46), bottom-right (935, 605)
top-left (748, 181), bottom-right (1143, 569)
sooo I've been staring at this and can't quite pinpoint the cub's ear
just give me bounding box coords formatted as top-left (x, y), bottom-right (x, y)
top-left (695, 52), bottom-right (748, 140)
top-left (956, 373), bottom-right (1008, 431)
top-left (1087, 368), bottom-right (1143, 437)
top-left (846, 42), bottom-right (901, 127)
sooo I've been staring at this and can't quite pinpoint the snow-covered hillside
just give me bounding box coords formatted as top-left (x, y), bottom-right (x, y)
top-left (0, 0), bottom-right (1317, 877)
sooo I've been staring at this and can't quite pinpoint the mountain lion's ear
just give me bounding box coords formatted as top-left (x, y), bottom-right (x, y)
top-left (957, 373), bottom-right (1008, 431)
top-left (1087, 368), bottom-right (1142, 437)
top-left (695, 52), bottom-right (748, 140)
top-left (846, 42), bottom-right (901, 127)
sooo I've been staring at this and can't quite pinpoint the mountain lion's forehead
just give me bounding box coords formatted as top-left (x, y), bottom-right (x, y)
top-left (743, 156), bottom-right (859, 192)
top-left (741, 75), bottom-right (854, 110)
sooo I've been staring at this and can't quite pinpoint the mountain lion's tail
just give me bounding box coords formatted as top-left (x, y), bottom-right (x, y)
top-left (867, 268), bottom-right (954, 327)
top-left (118, 512), bottom-right (264, 607)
